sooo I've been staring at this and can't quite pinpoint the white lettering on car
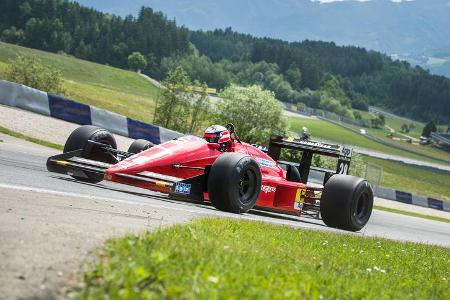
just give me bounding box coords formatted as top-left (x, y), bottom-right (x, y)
top-left (256, 158), bottom-right (276, 169)
top-left (261, 185), bottom-right (276, 194)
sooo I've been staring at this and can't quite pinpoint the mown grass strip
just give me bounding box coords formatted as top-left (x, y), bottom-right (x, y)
top-left (0, 126), bottom-right (63, 150)
top-left (0, 42), bottom-right (160, 123)
top-left (78, 218), bottom-right (449, 299)
top-left (363, 156), bottom-right (450, 201)
top-left (374, 205), bottom-right (450, 224)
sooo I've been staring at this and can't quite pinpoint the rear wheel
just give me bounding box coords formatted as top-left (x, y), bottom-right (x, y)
top-left (320, 175), bottom-right (373, 231)
top-left (128, 139), bottom-right (154, 154)
top-left (208, 153), bottom-right (261, 213)
top-left (64, 125), bottom-right (117, 183)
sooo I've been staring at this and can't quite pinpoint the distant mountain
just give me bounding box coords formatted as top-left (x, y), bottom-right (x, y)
top-left (75, 0), bottom-right (450, 77)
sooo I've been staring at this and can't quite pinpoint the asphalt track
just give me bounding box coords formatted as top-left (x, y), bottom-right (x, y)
top-left (1, 134), bottom-right (449, 247)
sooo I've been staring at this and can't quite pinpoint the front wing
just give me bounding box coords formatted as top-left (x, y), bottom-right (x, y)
top-left (46, 151), bottom-right (207, 203)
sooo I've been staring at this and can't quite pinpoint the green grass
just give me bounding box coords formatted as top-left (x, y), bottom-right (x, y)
top-left (351, 111), bottom-right (450, 162)
top-left (0, 126), bottom-right (63, 150)
top-left (78, 218), bottom-right (450, 299)
top-left (363, 109), bottom-right (446, 140)
top-left (0, 61), bottom-right (7, 78)
top-left (374, 206), bottom-right (450, 223)
top-left (288, 116), bottom-right (450, 164)
top-left (0, 42), bottom-right (160, 123)
top-left (64, 80), bottom-right (158, 123)
top-left (355, 109), bottom-right (426, 139)
top-left (364, 156), bottom-right (450, 201)
top-left (367, 128), bottom-right (450, 162)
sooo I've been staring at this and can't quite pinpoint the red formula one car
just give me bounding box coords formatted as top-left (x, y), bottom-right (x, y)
top-left (47, 124), bottom-right (373, 231)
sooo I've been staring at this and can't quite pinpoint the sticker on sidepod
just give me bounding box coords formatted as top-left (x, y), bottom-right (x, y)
top-left (256, 158), bottom-right (276, 169)
top-left (174, 182), bottom-right (191, 195)
top-left (261, 185), bottom-right (276, 194)
top-left (294, 188), bottom-right (306, 211)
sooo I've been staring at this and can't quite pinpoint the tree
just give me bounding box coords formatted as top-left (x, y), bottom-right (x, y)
top-left (371, 114), bottom-right (385, 129)
top-left (6, 55), bottom-right (65, 95)
top-left (285, 65), bottom-right (302, 90)
top-left (128, 52), bottom-right (147, 71)
top-left (401, 124), bottom-right (409, 133)
top-left (378, 114), bottom-right (385, 126)
top-left (153, 66), bottom-right (191, 132)
top-left (189, 81), bottom-right (210, 133)
top-left (421, 121), bottom-right (437, 137)
top-left (214, 85), bottom-right (287, 144)
top-left (154, 67), bottom-right (211, 133)
top-left (1, 26), bottom-right (25, 44)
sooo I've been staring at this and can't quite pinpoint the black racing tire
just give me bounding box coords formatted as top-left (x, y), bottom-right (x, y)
top-left (127, 139), bottom-right (154, 154)
top-left (320, 175), bottom-right (373, 232)
top-left (208, 153), bottom-right (262, 213)
top-left (64, 125), bottom-right (117, 183)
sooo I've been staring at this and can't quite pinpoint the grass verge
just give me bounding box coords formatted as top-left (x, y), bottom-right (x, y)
top-left (374, 205), bottom-right (450, 223)
top-left (0, 42), bottom-right (160, 122)
top-left (364, 156), bottom-right (450, 201)
top-left (0, 126), bottom-right (63, 150)
top-left (78, 218), bottom-right (449, 299)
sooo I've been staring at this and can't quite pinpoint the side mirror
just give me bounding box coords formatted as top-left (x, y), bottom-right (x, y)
top-left (207, 143), bottom-right (221, 150)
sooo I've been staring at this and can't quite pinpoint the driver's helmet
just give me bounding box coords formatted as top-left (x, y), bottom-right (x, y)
top-left (203, 125), bottom-right (231, 145)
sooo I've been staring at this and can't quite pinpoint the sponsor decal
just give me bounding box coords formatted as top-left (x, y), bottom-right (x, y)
top-left (256, 158), bottom-right (276, 169)
top-left (295, 140), bottom-right (335, 150)
top-left (174, 182), bottom-right (191, 195)
top-left (339, 146), bottom-right (353, 158)
top-left (261, 185), bottom-right (276, 194)
top-left (294, 188), bottom-right (306, 211)
top-left (251, 144), bottom-right (268, 152)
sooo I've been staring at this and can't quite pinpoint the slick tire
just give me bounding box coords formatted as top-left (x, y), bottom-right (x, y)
top-left (64, 125), bottom-right (117, 183)
top-left (128, 139), bottom-right (154, 154)
top-left (320, 174), bottom-right (373, 232)
top-left (208, 153), bottom-right (261, 213)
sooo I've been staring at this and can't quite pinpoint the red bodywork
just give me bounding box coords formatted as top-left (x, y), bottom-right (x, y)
top-left (104, 136), bottom-right (313, 215)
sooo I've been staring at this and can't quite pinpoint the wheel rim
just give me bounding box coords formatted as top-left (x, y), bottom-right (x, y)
top-left (238, 168), bottom-right (257, 204)
top-left (89, 139), bottom-right (114, 163)
top-left (356, 191), bottom-right (370, 221)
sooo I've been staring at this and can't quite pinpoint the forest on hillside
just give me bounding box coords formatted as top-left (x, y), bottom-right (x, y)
top-left (0, 0), bottom-right (449, 124)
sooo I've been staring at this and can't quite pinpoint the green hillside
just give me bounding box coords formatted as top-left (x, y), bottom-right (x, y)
top-left (0, 42), bottom-right (160, 123)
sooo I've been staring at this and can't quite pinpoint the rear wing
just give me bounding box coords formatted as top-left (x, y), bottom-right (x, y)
top-left (267, 135), bottom-right (353, 184)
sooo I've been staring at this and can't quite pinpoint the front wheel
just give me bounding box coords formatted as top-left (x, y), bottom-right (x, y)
top-left (128, 139), bottom-right (154, 154)
top-left (64, 125), bottom-right (117, 183)
top-left (320, 175), bottom-right (373, 232)
top-left (208, 153), bottom-right (262, 213)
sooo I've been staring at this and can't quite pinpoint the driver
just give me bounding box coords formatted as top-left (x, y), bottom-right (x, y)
top-left (203, 125), bottom-right (231, 151)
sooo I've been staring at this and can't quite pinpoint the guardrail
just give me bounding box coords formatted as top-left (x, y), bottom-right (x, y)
top-left (431, 132), bottom-right (450, 147)
top-left (0, 80), bottom-right (182, 144)
top-left (0, 80), bottom-right (448, 212)
top-left (373, 185), bottom-right (449, 212)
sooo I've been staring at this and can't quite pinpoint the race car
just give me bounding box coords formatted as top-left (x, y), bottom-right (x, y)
top-left (46, 124), bottom-right (373, 231)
